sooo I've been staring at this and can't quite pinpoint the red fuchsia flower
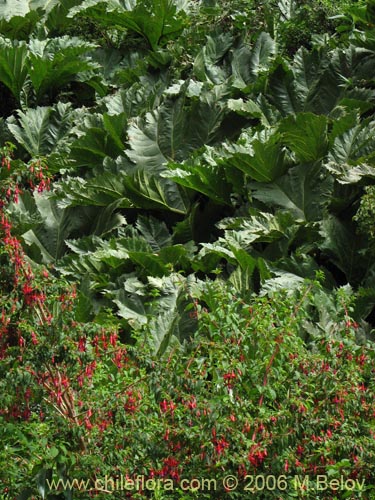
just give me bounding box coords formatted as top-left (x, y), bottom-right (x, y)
top-left (85, 361), bottom-right (96, 379)
top-left (223, 370), bottom-right (236, 389)
top-left (112, 348), bottom-right (128, 369)
top-left (237, 464), bottom-right (248, 478)
top-left (98, 419), bottom-right (110, 432)
top-left (346, 320), bottom-right (359, 329)
top-left (78, 337), bottom-right (86, 352)
top-left (1, 155), bottom-right (11, 170)
top-left (332, 394), bottom-right (344, 404)
top-left (22, 282), bottom-right (45, 306)
top-left (159, 457), bottom-right (180, 481)
top-left (186, 396), bottom-right (197, 410)
top-left (160, 400), bottom-right (168, 412)
top-left (243, 421), bottom-right (251, 433)
top-left (124, 390), bottom-right (140, 413)
top-left (248, 444), bottom-right (267, 467)
top-left (22, 407), bottom-right (31, 420)
top-left (257, 423), bottom-right (265, 433)
top-left (357, 353), bottom-right (366, 366)
top-left (310, 435), bottom-right (319, 443)
top-left (160, 399), bottom-right (176, 415)
top-left (110, 332), bottom-right (118, 347)
top-left (169, 441), bottom-right (182, 452)
top-left (101, 331), bottom-right (108, 350)
top-left (214, 437), bottom-right (229, 455)
top-left (31, 331), bottom-right (38, 345)
top-left (10, 405), bottom-right (21, 419)
top-left (91, 335), bottom-right (99, 355)
top-left (84, 417), bottom-right (94, 431)
top-left (37, 178), bottom-right (51, 193)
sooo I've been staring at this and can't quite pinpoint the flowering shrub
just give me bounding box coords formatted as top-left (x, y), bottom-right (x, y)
top-left (2, 239), bottom-right (375, 500)
top-left (1, 143), bottom-right (375, 500)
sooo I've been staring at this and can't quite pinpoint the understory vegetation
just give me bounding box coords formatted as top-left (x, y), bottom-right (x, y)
top-left (1, 0), bottom-right (375, 498)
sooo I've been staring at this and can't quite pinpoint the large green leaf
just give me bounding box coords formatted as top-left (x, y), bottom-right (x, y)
top-left (328, 119), bottom-right (375, 165)
top-left (30, 0), bottom-right (83, 33)
top-left (212, 128), bottom-right (287, 183)
top-left (279, 112), bottom-right (328, 163)
top-left (319, 215), bottom-right (373, 284)
top-left (113, 274), bottom-right (196, 351)
top-left (56, 156), bottom-right (189, 214)
top-left (7, 102), bottom-right (78, 162)
top-left (227, 97), bottom-right (264, 120)
top-left (126, 88), bottom-right (226, 169)
top-left (147, 280), bottom-right (196, 357)
top-left (194, 32), bottom-right (276, 89)
top-left (251, 163), bottom-right (333, 222)
top-left (231, 32), bottom-right (276, 90)
top-left (121, 168), bottom-right (189, 213)
top-left (0, 10), bottom-right (41, 40)
top-left (330, 43), bottom-right (375, 87)
top-left (0, 35), bottom-right (99, 105)
top-left (20, 193), bottom-right (102, 263)
top-left (217, 211), bottom-right (297, 245)
top-left (0, 0), bottom-right (83, 38)
top-left (325, 162), bottom-right (375, 184)
top-left (56, 175), bottom-right (135, 209)
top-left (0, 37), bottom-right (28, 103)
top-left (12, 191), bottom-right (126, 264)
top-left (135, 215), bottom-right (172, 251)
top-left (164, 155), bottom-right (235, 206)
top-left (194, 32), bottom-right (233, 84)
top-left (0, 0), bottom-right (30, 21)
top-left (102, 81), bottom-right (163, 119)
top-left (269, 51), bottom-right (334, 115)
top-left (292, 47), bottom-right (337, 114)
top-left (68, 0), bottom-right (188, 51)
top-left (267, 62), bottom-right (302, 115)
top-left (27, 36), bottom-right (98, 102)
top-left (70, 112), bottom-right (126, 168)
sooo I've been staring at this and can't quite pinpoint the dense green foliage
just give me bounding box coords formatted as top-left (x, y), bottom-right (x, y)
top-left (1, 0), bottom-right (375, 498)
